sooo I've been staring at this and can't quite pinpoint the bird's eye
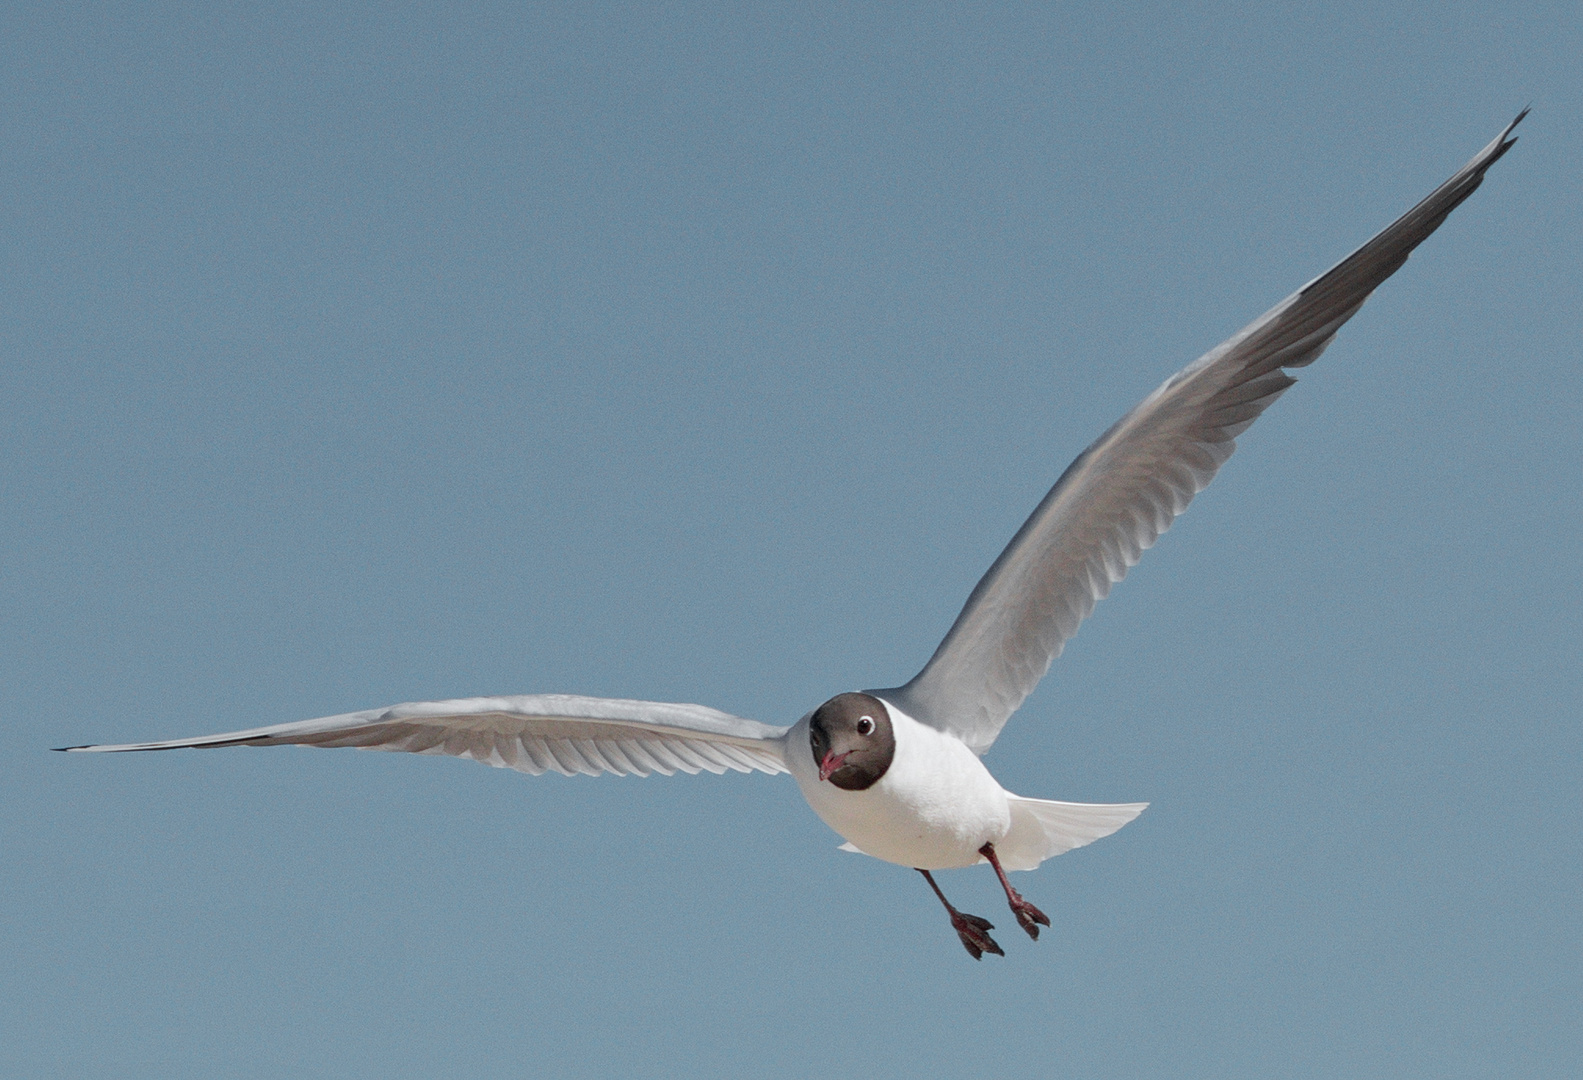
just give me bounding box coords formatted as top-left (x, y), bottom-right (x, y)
top-left (856, 716), bottom-right (875, 736)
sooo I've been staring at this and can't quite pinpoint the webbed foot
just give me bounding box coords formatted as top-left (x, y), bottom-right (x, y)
top-left (950, 910), bottom-right (1004, 960)
top-left (1009, 896), bottom-right (1051, 940)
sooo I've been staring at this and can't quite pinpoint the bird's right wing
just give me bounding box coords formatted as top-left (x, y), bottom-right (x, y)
top-left (59, 694), bottom-right (791, 777)
top-left (874, 111), bottom-right (1526, 754)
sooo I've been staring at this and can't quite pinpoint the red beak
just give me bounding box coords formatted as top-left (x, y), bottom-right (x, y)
top-left (818, 750), bottom-right (850, 782)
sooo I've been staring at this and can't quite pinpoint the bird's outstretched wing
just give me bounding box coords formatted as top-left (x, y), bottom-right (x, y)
top-left (59, 694), bottom-right (790, 777)
top-left (873, 111), bottom-right (1527, 755)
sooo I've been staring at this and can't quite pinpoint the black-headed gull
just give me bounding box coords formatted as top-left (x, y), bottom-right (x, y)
top-left (62, 113), bottom-right (1524, 959)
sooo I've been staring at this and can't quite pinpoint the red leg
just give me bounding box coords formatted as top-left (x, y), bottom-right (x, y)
top-left (917, 869), bottom-right (1003, 960)
top-left (979, 842), bottom-right (1052, 941)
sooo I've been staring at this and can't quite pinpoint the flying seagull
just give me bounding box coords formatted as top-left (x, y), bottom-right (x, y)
top-left (62, 113), bottom-right (1525, 960)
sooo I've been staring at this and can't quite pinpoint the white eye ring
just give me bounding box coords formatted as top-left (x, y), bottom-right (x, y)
top-left (856, 716), bottom-right (875, 736)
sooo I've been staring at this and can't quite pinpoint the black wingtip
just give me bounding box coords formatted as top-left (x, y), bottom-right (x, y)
top-left (1480, 108), bottom-right (1529, 171)
top-left (1506, 106), bottom-right (1530, 143)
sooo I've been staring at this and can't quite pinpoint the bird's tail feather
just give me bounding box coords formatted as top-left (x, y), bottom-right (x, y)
top-left (995, 795), bottom-right (1148, 871)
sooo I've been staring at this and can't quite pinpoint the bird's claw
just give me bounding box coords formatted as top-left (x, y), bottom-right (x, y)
top-left (950, 911), bottom-right (1003, 960)
top-left (1010, 898), bottom-right (1051, 941)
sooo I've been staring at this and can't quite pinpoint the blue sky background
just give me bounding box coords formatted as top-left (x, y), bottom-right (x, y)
top-left (3, 3), bottom-right (1579, 1077)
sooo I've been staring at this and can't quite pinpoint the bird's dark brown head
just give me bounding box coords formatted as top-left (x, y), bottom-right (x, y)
top-left (809, 692), bottom-right (895, 791)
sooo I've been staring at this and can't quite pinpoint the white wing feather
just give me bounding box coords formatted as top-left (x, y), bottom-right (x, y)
top-left (874, 112), bottom-right (1526, 754)
top-left (60, 694), bottom-right (790, 777)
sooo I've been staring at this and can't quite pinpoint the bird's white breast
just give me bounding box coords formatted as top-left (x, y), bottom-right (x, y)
top-left (787, 699), bottom-right (1011, 870)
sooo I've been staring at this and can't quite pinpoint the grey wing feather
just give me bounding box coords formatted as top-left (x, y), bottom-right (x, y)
top-left (873, 111), bottom-right (1526, 754)
top-left (59, 694), bottom-right (791, 777)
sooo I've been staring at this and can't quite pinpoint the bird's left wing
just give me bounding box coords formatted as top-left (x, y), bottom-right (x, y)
top-left (873, 111), bottom-right (1526, 754)
top-left (59, 694), bottom-right (791, 777)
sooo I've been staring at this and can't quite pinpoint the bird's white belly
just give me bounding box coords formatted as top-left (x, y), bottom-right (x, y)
top-left (787, 703), bottom-right (1011, 870)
